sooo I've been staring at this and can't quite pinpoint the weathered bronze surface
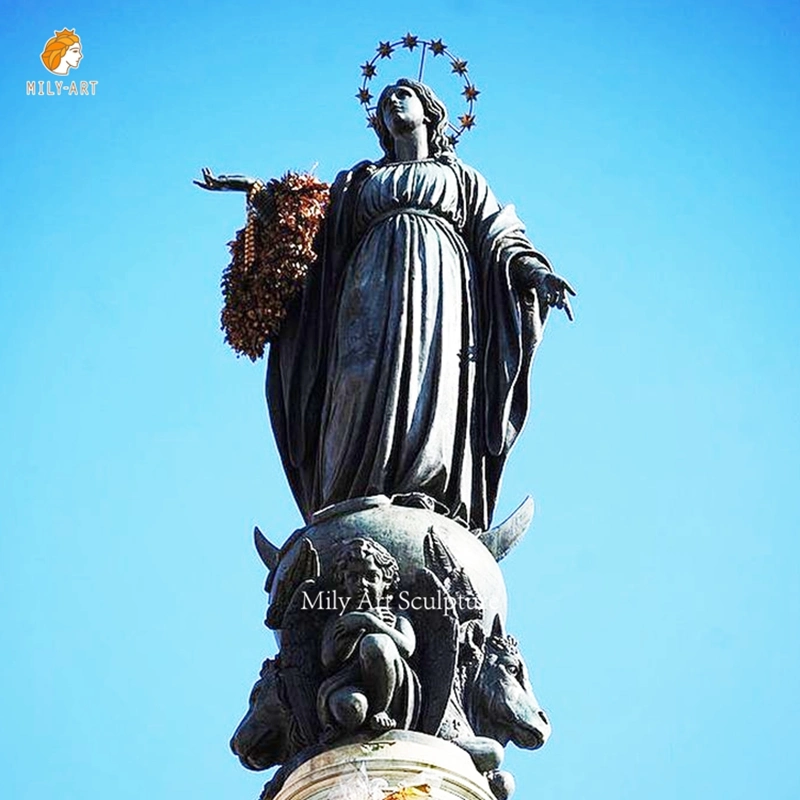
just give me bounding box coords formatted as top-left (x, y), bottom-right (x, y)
top-left (197, 77), bottom-right (572, 800)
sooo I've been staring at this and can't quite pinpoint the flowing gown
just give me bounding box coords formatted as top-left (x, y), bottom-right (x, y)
top-left (268, 157), bottom-right (551, 531)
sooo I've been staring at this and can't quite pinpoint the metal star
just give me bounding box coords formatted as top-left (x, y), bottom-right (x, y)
top-left (361, 62), bottom-right (377, 79)
top-left (430, 38), bottom-right (447, 55)
top-left (462, 84), bottom-right (480, 101)
top-left (451, 59), bottom-right (468, 76)
top-left (402, 33), bottom-right (419, 50)
top-left (377, 41), bottom-right (395, 58)
top-left (458, 113), bottom-right (476, 130)
top-left (357, 88), bottom-right (373, 105)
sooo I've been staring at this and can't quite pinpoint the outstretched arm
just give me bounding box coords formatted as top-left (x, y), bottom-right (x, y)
top-left (457, 162), bottom-right (576, 322)
top-left (193, 167), bottom-right (260, 193)
top-left (512, 255), bottom-right (576, 321)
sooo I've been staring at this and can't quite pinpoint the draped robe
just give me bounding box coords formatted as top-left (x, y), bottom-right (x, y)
top-left (267, 157), bottom-right (551, 531)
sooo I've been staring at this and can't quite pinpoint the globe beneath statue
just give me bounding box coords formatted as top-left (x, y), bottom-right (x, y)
top-left (268, 496), bottom-right (507, 639)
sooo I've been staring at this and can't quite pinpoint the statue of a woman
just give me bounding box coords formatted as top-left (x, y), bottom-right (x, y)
top-left (198, 78), bottom-right (573, 531)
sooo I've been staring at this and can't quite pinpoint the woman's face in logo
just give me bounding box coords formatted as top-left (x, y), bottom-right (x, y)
top-left (63, 43), bottom-right (82, 69)
top-left (40, 30), bottom-right (84, 75)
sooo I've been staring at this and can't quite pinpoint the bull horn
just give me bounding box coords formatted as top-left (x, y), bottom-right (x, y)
top-left (254, 526), bottom-right (280, 571)
top-left (491, 614), bottom-right (505, 640)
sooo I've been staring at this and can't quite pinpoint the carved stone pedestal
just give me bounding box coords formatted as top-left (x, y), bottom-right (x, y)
top-left (273, 731), bottom-right (496, 800)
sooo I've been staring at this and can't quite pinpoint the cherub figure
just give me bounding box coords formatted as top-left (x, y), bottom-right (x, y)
top-left (318, 538), bottom-right (420, 737)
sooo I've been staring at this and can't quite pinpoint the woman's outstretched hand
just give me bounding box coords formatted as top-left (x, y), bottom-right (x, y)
top-left (193, 167), bottom-right (258, 193)
top-left (512, 257), bottom-right (576, 321)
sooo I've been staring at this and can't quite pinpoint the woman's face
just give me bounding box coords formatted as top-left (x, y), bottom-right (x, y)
top-left (63, 43), bottom-right (82, 68)
top-left (381, 84), bottom-right (426, 138)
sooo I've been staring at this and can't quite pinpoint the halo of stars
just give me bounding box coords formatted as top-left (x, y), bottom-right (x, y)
top-left (357, 34), bottom-right (480, 147)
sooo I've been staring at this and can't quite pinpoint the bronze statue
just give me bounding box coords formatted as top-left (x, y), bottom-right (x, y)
top-left (318, 538), bottom-right (420, 736)
top-left (198, 42), bottom-right (572, 799)
top-left (196, 77), bottom-right (573, 533)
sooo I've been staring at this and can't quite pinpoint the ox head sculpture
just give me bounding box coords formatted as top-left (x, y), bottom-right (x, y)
top-left (230, 658), bottom-right (292, 770)
top-left (465, 616), bottom-right (551, 750)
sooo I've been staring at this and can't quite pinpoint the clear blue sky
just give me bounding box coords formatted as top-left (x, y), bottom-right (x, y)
top-left (3, 1), bottom-right (799, 798)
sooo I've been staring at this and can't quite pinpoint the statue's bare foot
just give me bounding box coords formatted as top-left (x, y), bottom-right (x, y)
top-left (368, 712), bottom-right (396, 731)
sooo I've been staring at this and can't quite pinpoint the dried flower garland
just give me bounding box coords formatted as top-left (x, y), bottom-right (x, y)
top-left (221, 171), bottom-right (329, 360)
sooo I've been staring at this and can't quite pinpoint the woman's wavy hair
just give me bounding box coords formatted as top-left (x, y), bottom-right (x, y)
top-left (40, 28), bottom-right (80, 72)
top-left (374, 78), bottom-right (455, 162)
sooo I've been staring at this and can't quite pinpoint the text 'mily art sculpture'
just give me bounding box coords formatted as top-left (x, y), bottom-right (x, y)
top-left (196, 35), bottom-right (574, 800)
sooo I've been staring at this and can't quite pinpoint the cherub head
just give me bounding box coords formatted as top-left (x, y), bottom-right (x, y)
top-left (374, 78), bottom-right (454, 161)
top-left (40, 29), bottom-right (83, 75)
top-left (333, 537), bottom-right (400, 607)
